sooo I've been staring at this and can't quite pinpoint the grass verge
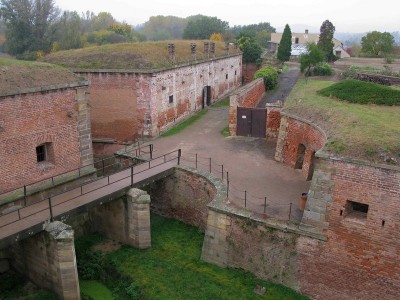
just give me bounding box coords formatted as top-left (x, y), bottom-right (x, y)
top-left (211, 97), bottom-right (230, 107)
top-left (221, 126), bottom-right (230, 137)
top-left (80, 280), bottom-right (113, 300)
top-left (160, 109), bottom-right (208, 137)
top-left (284, 79), bottom-right (400, 162)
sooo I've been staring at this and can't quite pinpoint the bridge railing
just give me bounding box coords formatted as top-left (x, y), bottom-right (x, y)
top-left (0, 144), bottom-right (154, 206)
top-left (0, 149), bottom-right (180, 231)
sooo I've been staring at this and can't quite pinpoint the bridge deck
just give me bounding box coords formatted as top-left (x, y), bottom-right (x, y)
top-left (0, 153), bottom-right (179, 248)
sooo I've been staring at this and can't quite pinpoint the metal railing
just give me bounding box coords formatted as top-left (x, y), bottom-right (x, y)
top-left (0, 149), bottom-right (180, 231)
top-left (0, 143), bottom-right (154, 205)
top-left (180, 153), bottom-right (301, 222)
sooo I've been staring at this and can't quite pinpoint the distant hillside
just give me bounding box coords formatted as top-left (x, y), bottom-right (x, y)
top-left (335, 31), bottom-right (400, 46)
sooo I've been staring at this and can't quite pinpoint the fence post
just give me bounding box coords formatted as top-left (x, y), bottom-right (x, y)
top-left (150, 144), bottom-right (153, 159)
top-left (289, 203), bottom-right (292, 221)
top-left (178, 149), bottom-right (182, 165)
top-left (102, 160), bottom-right (105, 176)
top-left (222, 165), bottom-right (224, 180)
top-left (48, 198), bottom-right (54, 222)
top-left (139, 144), bottom-right (141, 156)
top-left (209, 157), bottom-right (212, 173)
top-left (227, 180), bottom-right (229, 198)
top-left (244, 190), bottom-right (247, 208)
top-left (131, 165), bottom-right (134, 187)
top-left (264, 197), bottom-right (267, 214)
top-left (195, 154), bottom-right (198, 169)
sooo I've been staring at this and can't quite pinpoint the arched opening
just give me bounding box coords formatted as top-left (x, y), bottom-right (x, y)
top-left (295, 144), bottom-right (306, 169)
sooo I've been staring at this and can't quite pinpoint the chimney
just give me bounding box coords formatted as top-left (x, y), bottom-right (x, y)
top-left (305, 29), bottom-right (309, 34)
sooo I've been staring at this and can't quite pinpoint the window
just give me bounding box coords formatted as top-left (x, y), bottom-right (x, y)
top-left (169, 95), bottom-right (174, 104)
top-left (295, 37), bottom-right (299, 44)
top-left (235, 70), bottom-right (237, 76)
top-left (36, 145), bottom-right (46, 162)
top-left (343, 200), bottom-right (369, 222)
top-left (226, 74), bottom-right (228, 80)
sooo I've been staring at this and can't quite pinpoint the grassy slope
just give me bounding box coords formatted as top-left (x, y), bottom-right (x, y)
top-left (284, 79), bottom-right (400, 162)
top-left (43, 40), bottom-right (239, 70)
top-left (108, 214), bottom-right (308, 300)
top-left (0, 57), bottom-right (82, 94)
top-left (80, 280), bottom-right (113, 300)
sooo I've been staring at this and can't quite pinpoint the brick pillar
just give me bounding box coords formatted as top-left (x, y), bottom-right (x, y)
top-left (17, 221), bottom-right (80, 300)
top-left (201, 209), bottom-right (231, 267)
top-left (127, 188), bottom-right (151, 249)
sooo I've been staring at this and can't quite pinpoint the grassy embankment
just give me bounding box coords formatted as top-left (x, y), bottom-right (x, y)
top-left (284, 79), bottom-right (400, 162)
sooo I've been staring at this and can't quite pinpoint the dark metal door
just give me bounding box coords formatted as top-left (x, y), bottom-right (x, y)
top-left (206, 86), bottom-right (211, 106)
top-left (236, 107), bottom-right (266, 138)
top-left (237, 107), bottom-right (252, 136)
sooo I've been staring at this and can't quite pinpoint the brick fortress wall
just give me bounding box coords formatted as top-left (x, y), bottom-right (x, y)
top-left (0, 83), bottom-right (93, 192)
top-left (76, 54), bottom-right (242, 142)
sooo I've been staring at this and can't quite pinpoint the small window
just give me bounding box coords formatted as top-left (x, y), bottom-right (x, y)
top-left (36, 145), bottom-right (46, 162)
top-left (235, 70), bottom-right (237, 75)
top-left (344, 200), bottom-right (369, 222)
top-left (295, 37), bottom-right (299, 44)
top-left (169, 95), bottom-right (174, 103)
top-left (225, 74), bottom-right (228, 80)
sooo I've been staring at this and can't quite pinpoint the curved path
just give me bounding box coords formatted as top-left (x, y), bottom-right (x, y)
top-left (150, 105), bottom-right (310, 221)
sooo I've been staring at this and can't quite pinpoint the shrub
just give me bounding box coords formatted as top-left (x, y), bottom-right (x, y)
top-left (254, 66), bottom-right (279, 90)
top-left (317, 79), bottom-right (400, 105)
top-left (313, 62), bottom-right (333, 76)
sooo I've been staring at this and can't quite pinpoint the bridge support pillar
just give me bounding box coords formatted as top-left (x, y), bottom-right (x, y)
top-left (91, 188), bottom-right (151, 249)
top-left (12, 221), bottom-right (80, 300)
top-left (126, 188), bottom-right (151, 248)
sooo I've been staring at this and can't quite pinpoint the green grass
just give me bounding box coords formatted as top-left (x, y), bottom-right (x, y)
top-left (211, 97), bottom-right (230, 107)
top-left (160, 109), bottom-right (208, 137)
top-left (317, 79), bottom-right (400, 105)
top-left (106, 214), bottom-right (308, 300)
top-left (43, 40), bottom-right (238, 70)
top-left (80, 280), bottom-right (114, 300)
top-left (284, 79), bottom-right (400, 161)
top-left (221, 125), bottom-right (230, 137)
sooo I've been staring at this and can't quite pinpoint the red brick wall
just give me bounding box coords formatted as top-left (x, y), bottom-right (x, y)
top-left (242, 63), bottom-right (259, 84)
top-left (0, 89), bottom-right (84, 192)
top-left (229, 78), bottom-right (265, 135)
top-left (275, 115), bottom-right (326, 179)
top-left (297, 159), bottom-right (400, 299)
top-left (266, 109), bottom-right (281, 138)
top-left (80, 72), bottom-right (138, 142)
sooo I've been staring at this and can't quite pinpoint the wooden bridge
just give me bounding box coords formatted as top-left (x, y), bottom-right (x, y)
top-left (0, 149), bottom-right (181, 249)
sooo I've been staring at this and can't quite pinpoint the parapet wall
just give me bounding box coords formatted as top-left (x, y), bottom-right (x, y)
top-left (229, 78), bottom-right (265, 136)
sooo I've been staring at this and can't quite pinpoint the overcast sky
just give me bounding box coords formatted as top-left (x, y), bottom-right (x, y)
top-left (55, 0), bottom-right (399, 33)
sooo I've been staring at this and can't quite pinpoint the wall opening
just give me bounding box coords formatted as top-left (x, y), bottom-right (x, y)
top-left (295, 144), bottom-right (306, 169)
top-left (345, 200), bottom-right (369, 221)
top-left (295, 37), bottom-right (299, 44)
top-left (307, 151), bottom-right (316, 181)
top-left (36, 143), bottom-right (54, 163)
top-left (169, 95), bottom-right (174, 104)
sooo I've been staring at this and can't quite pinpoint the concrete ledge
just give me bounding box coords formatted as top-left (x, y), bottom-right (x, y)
top-left (0, 80), bottom-right (89, 98)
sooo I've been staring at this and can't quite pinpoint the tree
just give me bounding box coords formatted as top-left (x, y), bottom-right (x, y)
top-left (237, 35), bottom-right (262, 63)
top-left (0, 0), bottom-right (60, 55)
top-left (183, 16), bottom-right (228, 39)
top-left (51, 11), bottom-right (82, 51)
top-left (361, 31), bottom-right (395, 56)
top-left (277, 24), bottom-right (292, 63)
top-left (139, 15), bottom-right (187, 41)
top-left (299, 43), bottom-right (325, 77)
top-left (210, 32), bottom-right (223, 41)
top-left (317, 19), bottom-right (336, 61)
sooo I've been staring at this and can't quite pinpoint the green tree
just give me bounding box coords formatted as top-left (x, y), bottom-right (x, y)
top-left (0, 0), bottom-right (60, 56)
top-left (361, 31), bottom-right (395, 56)
top-left (51, 11), bottom-right (82, 50)
top-left (317, 19), bottom-right (336, 61)
top-left (183, 15), bottom-right (228, 39)
top-left (139, 15), bottom-right (187, 41)
top-left (237, 35), bottom-right (262, 63)
top-left (300, 43), bottom-right (325, 77)
top-left (277, 24), bottom-right (292, 63)
top-left (90, 11), bottom-right (115, 31)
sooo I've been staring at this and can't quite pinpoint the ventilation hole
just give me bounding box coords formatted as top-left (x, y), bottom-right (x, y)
top-left (340, 210), bottom-right (343, 216)
top-left (382, 220), bottom-right (385, 227)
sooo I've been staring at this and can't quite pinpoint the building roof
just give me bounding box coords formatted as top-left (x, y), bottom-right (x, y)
top-left (271, 31), bottom-right (343, 48)
top-left (0, 58), bottom-right (85, 96)
top-left (42, 40), bottom-right (240, 71)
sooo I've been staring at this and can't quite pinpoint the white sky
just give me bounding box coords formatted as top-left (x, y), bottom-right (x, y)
top-left (55, 0), bottom-right (399, 33)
